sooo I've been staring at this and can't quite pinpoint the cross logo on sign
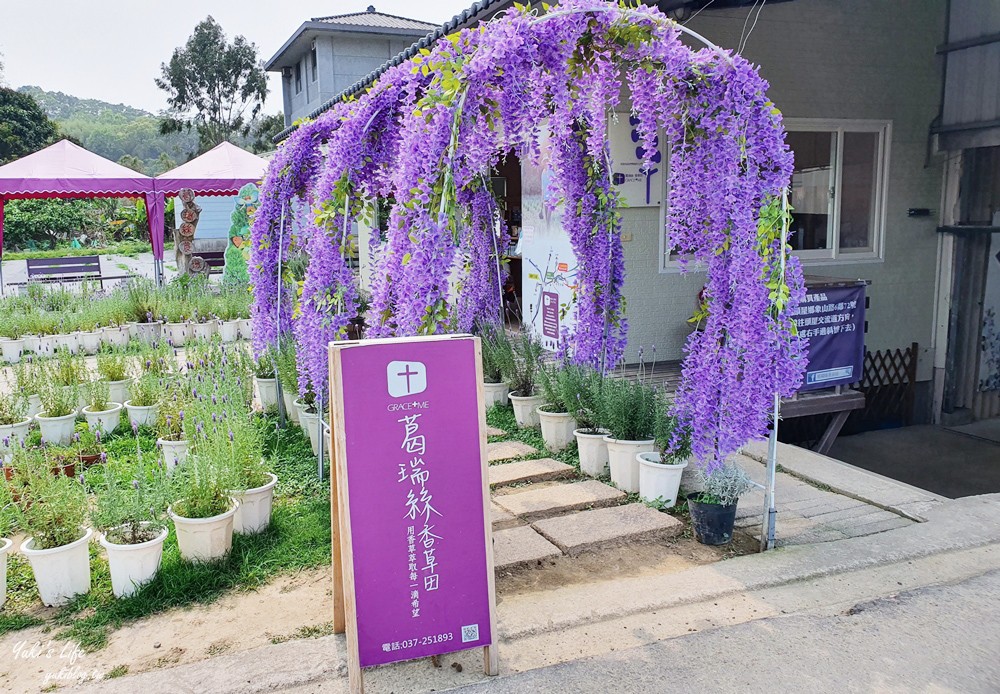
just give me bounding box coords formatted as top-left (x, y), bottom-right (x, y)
top-left (387, 361), bottom-right (427, 398)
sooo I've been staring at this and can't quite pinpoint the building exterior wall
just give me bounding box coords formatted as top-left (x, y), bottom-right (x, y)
top-left (617, 0), bottom-right (945, 389)
top-left (279, 34), bottom-right (427, 126)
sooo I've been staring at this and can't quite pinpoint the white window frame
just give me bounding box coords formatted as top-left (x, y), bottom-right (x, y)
top-left (659, 118), bottom-right (891, 273)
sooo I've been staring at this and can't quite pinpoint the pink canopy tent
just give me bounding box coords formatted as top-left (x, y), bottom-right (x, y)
top-left (0, 140), bottom-right (163, 281)
top-left (151, 142), bottom-right (268, 282)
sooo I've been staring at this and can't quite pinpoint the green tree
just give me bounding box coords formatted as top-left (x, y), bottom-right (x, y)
top-left (155, 16), bottom-right (268, 153)
top-left (117, 154), bottom-right (147, 173)
top-left (249, 113), bottom-right (284, 154)
top-left (0, 88), bottom-right (58, 163)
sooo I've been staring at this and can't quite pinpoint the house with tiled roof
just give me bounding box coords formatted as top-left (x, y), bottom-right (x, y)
top-left (265, 5), bottom-right (438, 127)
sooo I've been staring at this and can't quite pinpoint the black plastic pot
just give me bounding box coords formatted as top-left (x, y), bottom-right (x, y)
top-left (687, 493), bottom-right (738, 545)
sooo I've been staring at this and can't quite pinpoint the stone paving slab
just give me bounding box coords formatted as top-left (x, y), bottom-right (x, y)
top-left (489, 457), bottom-right (576, 488)
top-left (487, 426), bottom-right (506, 437)
top-left (487, 440), bottom-right (537, 462)
top-left (532, 503), bottom-right (684, 556)
top-left (493, 525), bottom-right (562, 570)
top-left (493, 480), bottom-right (625, 521)
top-left (840, 514), bottom-right (913, 538)
top-left (491, 502), bottom-right (520, 531)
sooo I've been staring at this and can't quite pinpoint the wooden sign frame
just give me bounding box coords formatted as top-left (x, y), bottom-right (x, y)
top-left (328, 334), bottom-right (499, 693)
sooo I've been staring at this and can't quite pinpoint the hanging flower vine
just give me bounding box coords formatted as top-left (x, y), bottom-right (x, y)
top-left (250, 0), bottom-right (807, 468)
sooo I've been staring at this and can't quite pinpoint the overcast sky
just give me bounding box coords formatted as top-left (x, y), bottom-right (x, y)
top-left (0, 1), bottom-right (463, 115)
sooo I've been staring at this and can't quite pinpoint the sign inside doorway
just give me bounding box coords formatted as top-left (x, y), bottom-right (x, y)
top-left (327, 335), bottom-right (498, 691)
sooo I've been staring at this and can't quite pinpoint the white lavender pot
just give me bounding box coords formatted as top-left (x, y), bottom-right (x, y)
top-left (164, 322), bottom-right (192, 347)
top-left (103, 326), bottom-right (131, 348)
top-left (99, 524), bottom-right (167, 599)
top-left (509, 392), bottom-right (544, 428)
top-left (133, 321), bottom-right (162, 345)
top-left (256, 377), bottom-right (278, 411)
top-left (298, 407), bottom-right (320, 454)
top-left (0, 418), bottom-right (32, 453)
top-left (78, 331), bottom-right (101, 355)
top-left (637, 452), bottom-right (689, 507)
top-left (0, 338), bottom-right (24, 364)
top-left (21, 528), bottom-right (93, 607)
top-left (238, 318), bottom-right (251, 341)
top-left (575, 428), bottom-right (610, 477)
top-left (218, 320), bottom-right (240, 343)
top-left (21, 334), bottom-right (40, 354)
top-left (537, 407), bottom-right (577, 452)
top-left (82, 403), bottom-right (122, 436)
top-left (35, 411), bottom-right (77, 446)
top-left (191, 321), bottom-right (218, 341)
top-left (107, 379), bottom-right (132, 405)
top-left (124, 401), bottom-right (160, 428)
top-left (26, 393), bottom-right (42, 419)
top-left (233, 473), bottom-right (278, 535)
top-left (604, 436), bottom-right (656, 494)
top-left (169, 499), bottom-right (239, 563)
top-left (483, 381), bottom-right (509, 409)
top-left (158, 438), bottom-right (189, 471)
top-left (282, 388), bottom-right (300, 424)
top-left (53, 332), bottom-right (79, 354)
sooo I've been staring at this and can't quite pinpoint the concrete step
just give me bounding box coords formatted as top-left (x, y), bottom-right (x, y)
top-left (492, 480), bottom-right (625, 522)
top-left (532, 503), bottom-right (684, 556)
top-left (487, 440), bottom-right (537, 462)
top-left (489, 457), bottom-right (576, 488)
top-left (493, 525), bottom-right (561, 571)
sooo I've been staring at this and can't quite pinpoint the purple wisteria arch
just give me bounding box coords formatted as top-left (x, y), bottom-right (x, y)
top-left (249, 0), bottom-right (807, 468)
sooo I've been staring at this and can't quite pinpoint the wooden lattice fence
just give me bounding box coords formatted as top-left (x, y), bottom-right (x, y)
top-left (778, 342), bottom-right (919, 448)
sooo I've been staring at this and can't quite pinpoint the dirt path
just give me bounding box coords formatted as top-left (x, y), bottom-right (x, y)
top-left (0, 532), bottom-right (743, 693)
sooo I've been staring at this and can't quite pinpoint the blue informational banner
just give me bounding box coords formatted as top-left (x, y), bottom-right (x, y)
top-left (794, 284), bottom-right (866, 391)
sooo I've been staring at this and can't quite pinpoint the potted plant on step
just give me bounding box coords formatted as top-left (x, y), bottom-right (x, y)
top-left (687, 463), bottom-right (755, 545)
top-left (0, 391), bottom-right (31, 454)
top-left (97, 351), bottom-right (133, 405)
top-left (125, 374), bottom-right (163, 428)
top-left (91, 457), bottom-right (170, 598)
top-left (16, 458), bottom-right (92, 606)
top-left (637, 402), bottom-right (692, 507)
top-left (602, 378), bottom-right (658, 493)
top-left (82, 379), bottom-right (122, 436)
top-left (570, 367), bottom-right (610, 477)
top-left (167, 454), bottom-right (239, 563)
top-left (505, 331), bottom-right (545, 427)
top-left (36, 383), bottom-right (79, 446)
top-left (537, 363), bottom-right (578, 452)
top-left (478, 321), bottom-right (514, 409)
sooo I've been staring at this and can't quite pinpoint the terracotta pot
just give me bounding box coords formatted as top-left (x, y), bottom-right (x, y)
top-left (52, 461), bottom-right (76, 479)
top-left (78, 453), bottom-right (102, 469)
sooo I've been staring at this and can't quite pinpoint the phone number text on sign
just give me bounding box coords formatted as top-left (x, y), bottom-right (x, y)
top-left (381, 631), bottom-right (454, 653)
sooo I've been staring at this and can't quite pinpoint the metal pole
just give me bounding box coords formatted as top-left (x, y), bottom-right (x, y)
top-left (760, 392), bottom-right (779, 552)
top-left (760, 188), bottom-right (791, 552)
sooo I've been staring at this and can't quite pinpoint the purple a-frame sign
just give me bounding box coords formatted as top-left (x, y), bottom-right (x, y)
top-left (329, 334), bottom-right (499, 689)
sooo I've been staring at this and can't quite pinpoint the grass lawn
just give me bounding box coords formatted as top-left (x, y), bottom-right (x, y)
top-left (2, 241), bottom-right (174, 261)
top-left (0, 417), bottom-right (330, 651)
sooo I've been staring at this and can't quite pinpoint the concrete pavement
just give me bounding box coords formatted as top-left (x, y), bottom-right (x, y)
top-left (66, 493), bottom-right (1000, 694)
top-left (456, 568), bottom-right (1000, 694)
